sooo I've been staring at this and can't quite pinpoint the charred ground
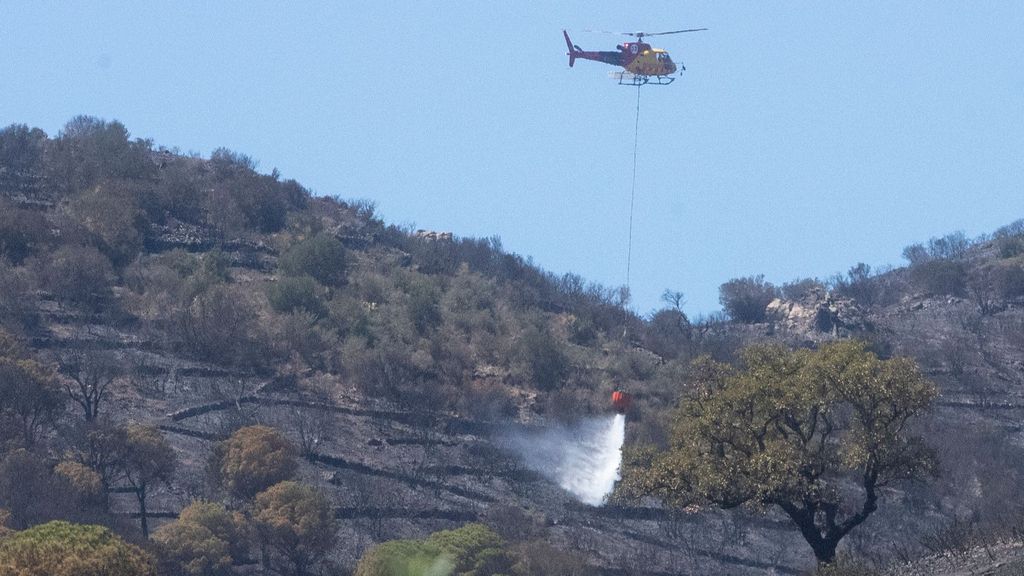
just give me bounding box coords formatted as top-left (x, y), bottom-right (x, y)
top-left (1, 118), bottom-right (1024, 574)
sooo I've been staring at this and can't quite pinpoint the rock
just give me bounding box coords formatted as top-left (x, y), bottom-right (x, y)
top-left (767, 290), bottom-right (870, 340)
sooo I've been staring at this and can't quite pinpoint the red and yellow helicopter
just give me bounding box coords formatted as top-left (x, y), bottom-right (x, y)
top-left (563, 28), bottom-right (706, 86)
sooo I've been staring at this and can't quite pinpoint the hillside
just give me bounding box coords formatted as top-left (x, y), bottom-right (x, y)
top-left (2, 117), bottom-right (1024, 575)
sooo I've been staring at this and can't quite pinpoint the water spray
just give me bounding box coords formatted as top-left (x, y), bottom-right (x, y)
top-left (503, 392), bottom-right (630, 506)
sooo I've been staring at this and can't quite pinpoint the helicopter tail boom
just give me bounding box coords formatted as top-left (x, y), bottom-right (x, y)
top-left (563, 30), bottom-right (578, 67)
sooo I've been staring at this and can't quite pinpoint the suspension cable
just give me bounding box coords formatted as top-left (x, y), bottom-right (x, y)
top-left (626, 83), bottom-right (641, 304)
top-left (622, 83), bottom-right (641, 339)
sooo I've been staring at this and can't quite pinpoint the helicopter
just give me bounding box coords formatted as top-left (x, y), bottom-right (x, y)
top-left (563, 28), bottom-right (706, 86)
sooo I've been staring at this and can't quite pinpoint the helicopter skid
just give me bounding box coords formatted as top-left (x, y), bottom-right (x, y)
top-left (608, 71), bottom-right (675, 86)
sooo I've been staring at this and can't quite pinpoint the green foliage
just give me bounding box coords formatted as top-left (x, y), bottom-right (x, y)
top-left (267, 275), bottom-right (326, 317)
top-left (216, 425), bottom-right (297, 499)
top-left (0, 520), bottom-right (156, 576)
top-left (253, 481), bottom-right (336, 576)
top-left (154, 501), bottom-right (247, 576)
top-left (0, 333), bottom-right (62, 448)
top-left (718, 275), bottom-right (778, 323)
top-left (279, 232), bottom-right (347, 287)
top-left (995, 219), bottom-right (1024, 258)
top-left (620, 341), bottom-right (937, 563)
top-left (355, 523), bottom-right (514, 576)
top-left (121, 425), bottom-right (176, 538)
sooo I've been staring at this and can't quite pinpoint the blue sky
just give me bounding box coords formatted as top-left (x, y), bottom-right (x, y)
top-left (2, 2), bottom-right (1022, 315)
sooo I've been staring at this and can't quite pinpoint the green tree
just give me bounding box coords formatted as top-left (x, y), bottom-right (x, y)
top-left (120, 425), bottom-right (176, 538)
top-left (253, 481), bottom-right (336, 576)
top-left (215, 425), bottom-right (297, 499)
top-left (0, 520), bottom-right (156, 576)
top-left (620, 340), bottom-right (937, 564)
top-left (279, 232), bottom-right (347, 287)
top-left (154, 501), bottom-right (248, 576)
top-left (0, 331), bottom-right (63, 447)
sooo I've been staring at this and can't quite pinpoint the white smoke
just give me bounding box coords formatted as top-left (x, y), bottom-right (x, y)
top-left (503, 414), bottom-right (626, 506)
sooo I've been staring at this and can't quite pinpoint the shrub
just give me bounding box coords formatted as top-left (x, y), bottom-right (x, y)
top-left (903, 231), bottom-right (973, 266)
top-left (0, 123), bottom-right (46, 176)
top-left (44, 115), bottom-right (154, 196)
top-left (176, 284), bottom-right (266, 367)
top-left (909, 260), bottom-right (967, 297)
top-left (35, 245), bottom-right (113, 310)
top-left (719, 275), bottom-right (778, 323)
top-left (0, 200), bottom-right (49, 264)
top-left (68, 180), bottom-right (147, 266)
top-left (644, 308), bottom-right (691, 360)
top-left (780, 277), bottom-right (824, 300)
top-left (512, 325), bottom-right (569, 391)
top-left (267, 275), bottom-right (326, 317)
top-left (355, 523), bottom-right (513, 576)
top-left (994, 265), bottom-right (1024, 300)
top-left (994, 220), bottom-right (1024, 259)
top-left (0, 521), bottom-right (156, 576)
top-left (279, 232), bottom-right (347, 287)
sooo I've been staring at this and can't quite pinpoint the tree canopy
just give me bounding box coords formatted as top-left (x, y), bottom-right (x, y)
top-left (620, 340), bottom-right (937, 563)
top-left (0, 520), bottom-right (156, 576)
top-left (215, 425), bottom-right (297, 499)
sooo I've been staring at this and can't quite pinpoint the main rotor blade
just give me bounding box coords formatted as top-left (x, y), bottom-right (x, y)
top-left (643, 28), bottom-right (708, 36)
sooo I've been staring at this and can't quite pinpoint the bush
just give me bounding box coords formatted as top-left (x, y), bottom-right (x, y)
top-left (68, 180), bottom-right (147, 266)
top-left (512, 325), bottom-right (569, 391)
top-left (0, 123), bottom-right (46, 176)
top-left (279, 232), bottom-right (347, 287)
top-left (909, 260), bottom-right (967, 296)
top-left (903, 231), bottom-right (973, 266)
top-left (176, 284), bottom-right (266, 367)
top-left (994, 220), bottom-right (1024, 259)
top-left (355, 523), bottom-right (513, 576)
top-left (267, 275), bottom-right (326, 317)
top-left (0, 200), bottom-right (50, 264)
top-left (35, 245), bottom-right (114, 310)
top-left (719, 275), bottom-right (778, 323)
top-left (644, 308), bottom-right (690, 360)
top-left (44, 116), bottom-right (154, 196)
top-left (994, 265), bottom-right (1024, 300)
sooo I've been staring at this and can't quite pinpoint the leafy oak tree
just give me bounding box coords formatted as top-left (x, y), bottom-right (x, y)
top-left (120, 425), bottom-right (176, 538)
top-left (154, 501), bottom-right (249, 576)
top-left (214, 425), bottom-right (297, 499)
top-left (253, 481), bottom-right (336, 576)
top-left (620, 340), bottom-right (937, 564)
top-left (0, 521), bottom-right (157, 576)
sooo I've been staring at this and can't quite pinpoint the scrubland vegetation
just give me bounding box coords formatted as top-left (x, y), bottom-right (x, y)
top-left (1, 117), bottom-right (1024, 575)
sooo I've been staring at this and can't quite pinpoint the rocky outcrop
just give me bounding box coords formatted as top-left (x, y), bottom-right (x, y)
top-left (766, 289), bottom-right (870, 340)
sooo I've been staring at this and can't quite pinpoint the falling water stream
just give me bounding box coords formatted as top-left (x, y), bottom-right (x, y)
top-left (504, 414), bottom-right (626, 506)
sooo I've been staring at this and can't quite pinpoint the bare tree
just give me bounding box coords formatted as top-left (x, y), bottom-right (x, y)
top-left (59, 351), bottom-right (120, 422)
